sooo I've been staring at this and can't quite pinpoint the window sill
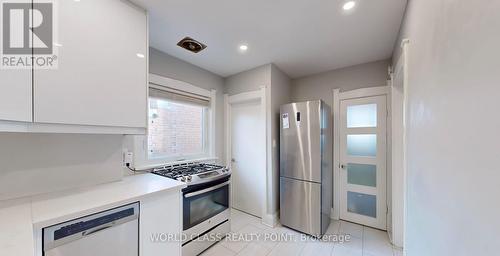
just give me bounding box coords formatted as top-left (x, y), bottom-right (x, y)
top-left (133, 156), bottom-right (218, 171)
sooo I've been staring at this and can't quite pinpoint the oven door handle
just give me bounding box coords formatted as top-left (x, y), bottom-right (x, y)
top-left (184, 181), bottom-right (230, 198)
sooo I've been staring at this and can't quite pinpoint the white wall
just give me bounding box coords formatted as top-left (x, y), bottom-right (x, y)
top-left (291, 59), bottom-right (390, 104)
top-left (0, 133), bottom-right (123, 200)
top-left (269, 64), bottom-right (291, 218)
top-left (149, 48), bottom-right (226, 164)
top-left (224, 64), bottom-right (271, 96)
top-left (393, 1), bottom-right (500, 255)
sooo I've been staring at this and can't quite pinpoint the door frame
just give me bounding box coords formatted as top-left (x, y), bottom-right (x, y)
top-left (224, 87), bottom-right (268, 221)
top-left (332, 86), bottom-right (390, 224)
top-left (389, 38), bottom-right (410, 249)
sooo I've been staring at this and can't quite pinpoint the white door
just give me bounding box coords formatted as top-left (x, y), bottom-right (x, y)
top-left (230, 99), bottom-right (265, 217)
top-left (340, 95), bottom-right (387, 229)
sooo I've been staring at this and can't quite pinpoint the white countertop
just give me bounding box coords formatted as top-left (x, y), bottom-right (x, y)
top-left (0, 173), bottom-right (185, 256)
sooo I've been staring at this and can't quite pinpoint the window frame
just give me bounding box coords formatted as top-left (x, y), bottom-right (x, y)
top-left (129, 74), bottom-right (216, 169)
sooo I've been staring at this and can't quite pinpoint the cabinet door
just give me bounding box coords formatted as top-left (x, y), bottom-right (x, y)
top-left (33, 0), bottom-right (147, 128)
top-left (0, 69), bottom-right (32, 122)
top-left (140, 190), bottom-right (182, 256)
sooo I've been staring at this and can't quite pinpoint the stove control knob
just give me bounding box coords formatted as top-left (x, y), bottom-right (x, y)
top-left (180, 176), bottom-right (186, 182)
top-left (186, 176), bottom-right (192, 182)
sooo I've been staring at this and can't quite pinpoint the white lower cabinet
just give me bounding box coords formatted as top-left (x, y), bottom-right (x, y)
top-left (140, 190), bottom-right (183, 256)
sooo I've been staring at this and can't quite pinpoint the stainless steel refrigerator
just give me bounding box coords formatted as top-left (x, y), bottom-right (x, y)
top-left (280, 100), bottom-right (332, 236)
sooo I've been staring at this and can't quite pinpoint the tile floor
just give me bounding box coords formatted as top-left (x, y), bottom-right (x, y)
top-left (201, 208), bottom-right (403, 256)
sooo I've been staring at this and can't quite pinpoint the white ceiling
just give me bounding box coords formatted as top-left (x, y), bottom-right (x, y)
top-left (132, 0), bottom-right (407, 78)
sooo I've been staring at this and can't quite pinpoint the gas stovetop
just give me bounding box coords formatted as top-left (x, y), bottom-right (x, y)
top-left (152, 163), bottom-right (230, 184)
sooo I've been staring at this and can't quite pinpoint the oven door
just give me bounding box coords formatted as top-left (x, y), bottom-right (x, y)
top-left (182, 176), bottom-right (230, 231)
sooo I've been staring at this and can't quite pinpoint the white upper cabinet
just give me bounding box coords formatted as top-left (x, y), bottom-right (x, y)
top-left (33, 0), bottom-right (148, 129)
top-left (0, 70), bottom-right (32, 122)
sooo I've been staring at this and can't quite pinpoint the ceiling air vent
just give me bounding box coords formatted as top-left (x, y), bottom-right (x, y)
top-left (177, 37), bottom-right (207, 53)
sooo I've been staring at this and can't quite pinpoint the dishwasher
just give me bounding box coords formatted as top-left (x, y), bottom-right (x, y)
top-left (43, 202), bottom-right (139, 256)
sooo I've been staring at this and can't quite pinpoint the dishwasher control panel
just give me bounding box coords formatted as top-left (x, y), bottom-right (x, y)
top-left (53, 207), bottom-right (136, 240)
top-left (42, 202), bottom-right (140, 253)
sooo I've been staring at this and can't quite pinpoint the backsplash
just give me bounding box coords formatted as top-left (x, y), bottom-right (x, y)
top-left (0, 133), bottom-right (124, 201)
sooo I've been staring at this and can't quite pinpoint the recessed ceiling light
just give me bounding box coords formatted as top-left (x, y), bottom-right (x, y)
top-left (136, 53), bottom-right (145, 58)
top-left (239, 44), bottom-right (248, 51)
top-left (343, 1), bottom-right (356, 10)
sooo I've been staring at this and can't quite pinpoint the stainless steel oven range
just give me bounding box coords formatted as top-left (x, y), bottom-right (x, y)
top-left (152, 163), bottom-right (231, 256)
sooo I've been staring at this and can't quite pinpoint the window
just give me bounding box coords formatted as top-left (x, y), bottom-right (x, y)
top-left (148, 87), bottom-right (210, 161)
top-left (128, 75), bottom-right (216, 169)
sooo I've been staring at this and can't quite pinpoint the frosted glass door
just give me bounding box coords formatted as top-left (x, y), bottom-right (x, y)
top-left (340, 95), bottom-right (387, 229)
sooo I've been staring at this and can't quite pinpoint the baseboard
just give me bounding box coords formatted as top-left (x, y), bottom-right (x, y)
top-left (262, 211), bottom-right (279, 227)
top-left (389, 230), bottom-right (404, 250)
top-left (388, 229), bottom-right (394, 242)
top-left (330, 208), bottom-right (339, 220)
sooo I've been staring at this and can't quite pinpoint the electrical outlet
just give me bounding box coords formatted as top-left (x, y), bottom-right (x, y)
top-left (123, 151), bottom-right (134, 167)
